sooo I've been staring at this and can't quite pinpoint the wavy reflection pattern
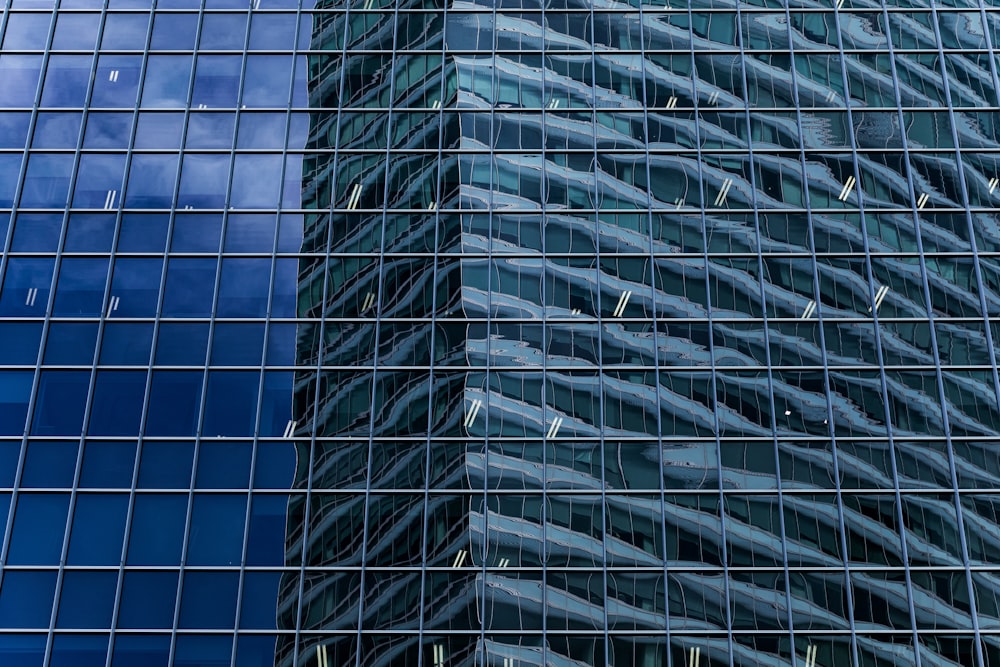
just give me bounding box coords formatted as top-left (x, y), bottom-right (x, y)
top-left (285, 0), bottom-right (1000, 665)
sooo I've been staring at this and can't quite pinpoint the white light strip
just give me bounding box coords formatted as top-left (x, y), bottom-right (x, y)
top-left (688, 646), bottom-right (701, 667)
top-left (26, 288), bottom-right (37, 307)
top-left (346, 183), bottom-right (363, 210)
top-left (805, 644), bottom-right (818, 667)
top-left (707, 91), bottom-right (719, 105)
top-left (713, 178), bottom-right (733, 206)
top-left (107, 296), bottom-right (120, 316)
top-left (361, 292), bottom-right (375, 312)
top-left (801, 300), bottom-right (816, 319)
top-left (464, 399), bottom-right (482, 427)
top-left (666, 96), bottom-right (677, 109)
top-left (989, 177), bottom-right (998, 194)
top-left (283, 420), bottom-right (297, 438)
top-left (612, 290), bottom-right (632, 317)
top-left (498, 557), bottom-right (510, 567)
top-left (546, 416), bottom-right (563, 439)
top-left (104, 189), bottom-right (117, 210)
top-left (916, 192), bottom-right (929, 209)
top-left (838, 175), bottom-right (856, 202)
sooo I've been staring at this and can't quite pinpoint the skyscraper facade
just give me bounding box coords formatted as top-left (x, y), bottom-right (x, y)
top-left (2, 0), bottom-right (1000, 666)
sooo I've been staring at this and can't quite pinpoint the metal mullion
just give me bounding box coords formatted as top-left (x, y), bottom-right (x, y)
top-left (683, 1), bottom-right (736, 664)
top-left (353, 0), bottom-right (402, 663)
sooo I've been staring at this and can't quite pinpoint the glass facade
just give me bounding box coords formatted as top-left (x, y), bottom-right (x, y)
top-left (2, 0), bottom-right (1000, 664)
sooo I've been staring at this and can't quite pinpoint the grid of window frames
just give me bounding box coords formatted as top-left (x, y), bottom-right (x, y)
top-left (3, 0), bottom-right (1000, 665)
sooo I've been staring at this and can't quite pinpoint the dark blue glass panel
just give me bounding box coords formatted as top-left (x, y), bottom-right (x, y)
top-left (0, 55), bottom-right (43, 107)
top-left (20, 153), bottom-right (73, 207)
top-left (92, 55), bottom-right (142, 108)
top-left (32, 371), bottom-right (89, 435)
top-left (0, 446), bottom-right (19, 486)
top-left (242, 56), bottom-right (293, 107)
top-left (0, 112), bottom-right (30, 148)
top-left (185, 112), bottom-right (235, 149)
top-left (252, 442), bottom-right (295, 489)
top-left (50, 634), bottom-right (108, 667)
top-left (230, 154), bottom-right (282, 209)
top-left (0, 322), bottom-right (42, 364)
top-left (178, 154), bottom-right (230, 208)
top-left (269, 258), bottom-right (297, 317)
top-left (67, 494), bottom-right (128, 564)
top-left (0, 258), bottom-right (55, 317)
top-left (276, 214), bottom-right (302, 252)
top-left (150, 12), bottom-right (198, 50)
top-left (117, 571), bottom-right (178, 629)
top-left (0, 572), bottom-right (57, 628)
top-left (235, 635), bottom-right (278, 667)
top-left (192, 55), bottom-right (242, 107)
top-left (140, 55), bottom-right (193, 109)
top-left (199, 13), bottom-right (248, 50)
top-left (31, 111), bottom-right (82, 148)
top-left (124, 154), bottom-right (179, 208)
top-left (162, 258), bottom-right (217, 317)
top-left (83, 112), bottom-right (133, 149)
top-left (236, 113), bottom-right (286, 150)
top-left (0, 371), bottom-right (32, 435)
top-left (0, 493), bottom-right (9, 534)
top-left (178, 572), bottom-right (240, 628)
top-left (248, 14), bottom-right (297, 50)
top-left (133, 111), bottom-right (184, 149)
top-left (100, 322), bottom-right (154, 365)
top-left (239, 572), bottom-right (281, 629)
top-left (44, 322), bottom-right (98, 364)
top-left (88, 371), bottom-right (146, 435)
top-left (217, 259), bottom-right (270, 317)
top-left (137, 441), bottom-right (194, 488)
top-left (145, 371), bottom-right (203, 436)
top-left (202, 371), bottom-right (259, 437)
top-left (259, 371), bottom-right (292, 436)
top-left (0, 154), bottom-right (21, 206)
top-left (174, 635), bottom-right (233, 667)
top-left (65, 213), bottom-right (116, 252)
top-left (11, 213), bottom-right (63, 252)
top-left (79, 440), bottom-right (136, 487)
top-left (56, 571), bottom-right (117, 629)
top-left (2, 13), bottom-right (52, 49)
top-left (186, 494), bottom-right (247, 565)
top-left (40, 55), bottom-right (92, 108)
top-left (155, 323), bottom-right (209, 365)
top-left (118, 214), bottom-right (169, 252)
top-left (52, 13), bottom-right (102, 50)
top-left (111, 635), bottom-right (170, 667)
top-left (223, 214), bottom-right (276, 252)
top-left (7, 493), bottom-right (69, 564)
top-left (107, 257), bottom-right (162, 318)
top-left (211, 323), bottom-right (264, 366)
top-left (245, 493), bottom-right (288, 566)
top-left (52, 257), bottom-right (108, 316)
top-left (100, 13), bottom-right (150, 51)
top-left (73, 153), bottom-right (127, 207)
top-left (171, 214), bottom-right (222, 252)
top-left (265, 324), bottom-right (295, 366)
top-left (21, 440), bottom-right (78, 487)
top-left (126, 493), bottom-right (188, 565)
top-left (195, 441), bottom-right (251, 488)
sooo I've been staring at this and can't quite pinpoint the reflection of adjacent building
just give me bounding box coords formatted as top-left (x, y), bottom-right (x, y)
top-left (282, 0), bottom-right (1000, 665)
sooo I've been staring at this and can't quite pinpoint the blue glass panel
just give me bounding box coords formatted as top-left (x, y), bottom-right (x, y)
top-left (20, 153), bottom-right (73, 207)
top-left (259, 371), bottom-right (292, 436)
top-left (137, 440), bottom-right (194, 489)
top-left (100, 13), bottom-right (150, 50)
top-left (0, 257), bottom-right (54, 316)
top-left (118, 214), bottom-right (169, 252)
top-left (117, 571), bottom-right (178, 629)
top-left (224, 214), bottom-right (276, 252)
top-left (79, 440), bottom-right (136, 487)
top-left (0, 371), bottom-right (33, 435)
top-left (65, 213), bottom-right (116, 252)
top-left (140, 55), bottom-right (193, 108)
top-left (186, 494), bottom-right (247, 565)
top-left (11, 213), bottom-right (63, 252)
top-left (0, 446), bottom-right (20, 486)
top-left (178, 154), bottom-right (230, 208)
top-left (50, 634), bottom-right (108, 667)
top-left (67, 493), bottom-right (129, 564)
top-left (100, 322), bottom-right (154, 365)
top-left (72, 153), bottom-right (127, 207)
top-left (145, 371), bottom-right (203, 436)
top-left (185, 112), bottom-right (235, 149)
top-left (32, 371), bottom-right (90, 436)
top-left (161, 258), bottom-right (217, 317)
top-left (150, 12), bottom-right (198, 50)
top-left (245, 493), bottom-right (288, 566)
top-left (83, 112), bottom-right (133, 149)
top-left (21, 441), bottom-right (78, 487)
top-left (44, 322), bottom-right (98, 365)
top-left (0, 572), bottom-right (57, 628)
top-left (199, 13), bottom-right (248, 50)
top-left (155, 323), bottom-right (209, 365)
top-left (31, 111), bottom-right (82, 148)
top-left (88, 370), bottom-right (146, 436)
top-left (124, 154), bottom-right (179, 208)
top-left (2, 13), bottom-right (52, 49)
top-left (236, 113), bottom-right (287, 150)
top-left (126, 493), bottom-right (188, 565)
top-left (0, 154), bottom-right (21, 206)
top-left (202, 370), bottom-right (259, 437)
top-left (0, 112), bottom-right (30, 148)
top-left (217, 259), bottom-right (270, 317)
top-left (242, 56), bottom-right (293, 107)
top-left (265, 324), bottom-right (295, 365)
top-left (235, 635), bottom-right (278, 667)
top-left (0, 322), bottom-right (42, 364)
top-left (192, 55), bottom-right (242, 108)
top-left (7, 493), bottom-right (69, 564)
top-left (239, 572), bottom-right (281, 629)
top-left (56, 570), bottom-right (117, 629)
top-left (108, 257), bottom-right (163, 317)
top-left (40, 55), bottom-right (92, 108)
top-left (174, 635), bottom-right (233, 667)
top-left (248, 13), bottom-right (297, 50)
top-left (110, 635), bottom-right (170, 667)
top-left (0, 55), bottom-right (43, 107)
top-left (52, 13), bottom-right (102, 50)
top-left (133, 111), bottom-right (184, 149)
top-left (178, 572), bottom-right (240, 628)
top-left (230, 154), bottom-right (282, 208)
top-left (211, 322), bottom-right (264, 366)
top-left (252, 442), bottom-right (295, 489)
top-left (269, 258), bottom-right (297, 317)
top-left (171, 214), bottom-right (222, 252)
top-left (195, 441), bottom-right (251, 488)
top-left (52, 257), bottom-right (108, 316)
